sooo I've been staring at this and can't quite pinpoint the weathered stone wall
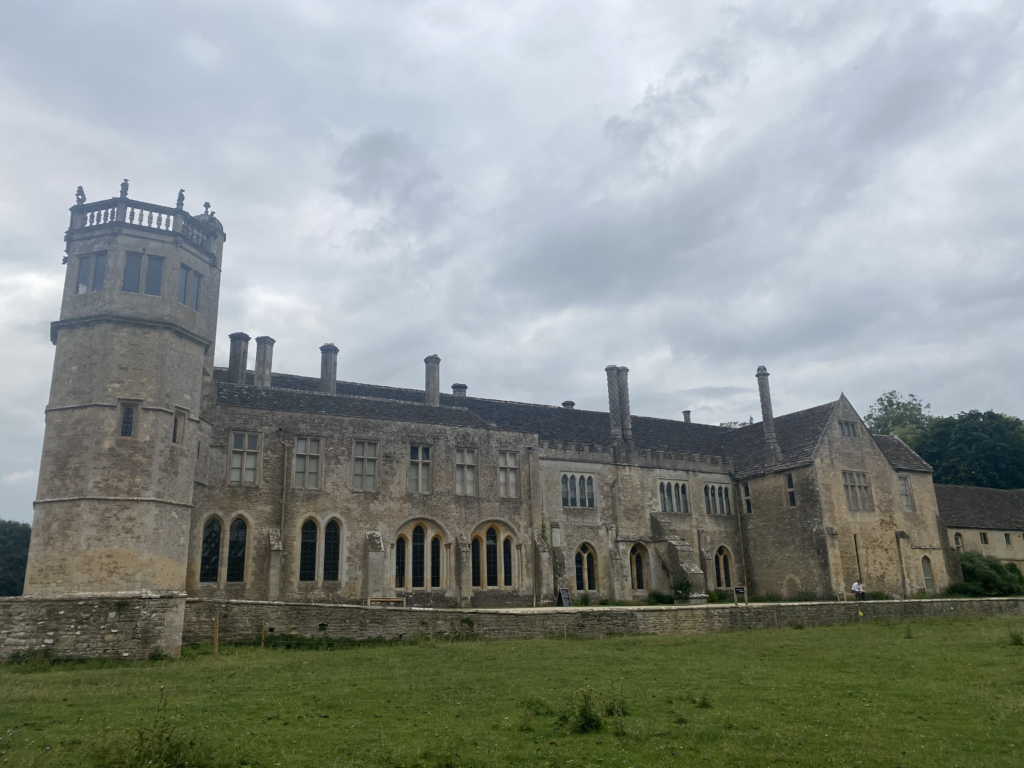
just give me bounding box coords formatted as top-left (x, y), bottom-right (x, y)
top-left (182, 596), bottom-right (1024, 646)
top-left (0, 596), bottom-right (186, 660)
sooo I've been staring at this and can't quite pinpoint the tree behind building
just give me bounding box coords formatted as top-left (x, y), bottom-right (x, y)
top-left (0, 519), bottom-right (31, 596)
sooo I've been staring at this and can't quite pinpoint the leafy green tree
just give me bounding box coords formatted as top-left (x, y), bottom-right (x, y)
top-left (865, 390), bottom-right (933, 447)
top-left (946, 551), bottom-right (1024, 597)
top-left (0, 519), bottom-right (31, 596)
top-left (916, 410), bottom-right (1024, 490)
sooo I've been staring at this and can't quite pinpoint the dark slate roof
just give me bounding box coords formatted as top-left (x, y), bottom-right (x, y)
top-left (216, 383), bottom-right (496, 430)
top-left (212, 369), bottom-right (846, 471)
top-left (934, 484), bottom-right (1024, 532)
top-left (872, 434), bottom-right (932, 473)
top-left (721, 401), bottom-right (839, 478)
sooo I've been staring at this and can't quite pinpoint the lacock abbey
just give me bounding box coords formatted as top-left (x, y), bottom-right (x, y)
top-left (7, 182), bottom-right (1023, 657)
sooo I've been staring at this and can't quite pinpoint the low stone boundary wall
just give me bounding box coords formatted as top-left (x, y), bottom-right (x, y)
top-left (0, 596), bottom-right (186, 660)
top-left (183, 596), bottom-right (1024, 646)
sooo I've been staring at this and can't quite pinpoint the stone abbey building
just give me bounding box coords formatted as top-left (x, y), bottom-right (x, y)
top-left (23, 183), bottom-right (961, 612)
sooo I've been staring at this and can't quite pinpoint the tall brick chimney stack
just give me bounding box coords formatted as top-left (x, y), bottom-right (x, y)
top-left (683, 410), bottom-right (691, 423)
top-left (606, 365), bottom-right (623, 440)
top-left (424, 355), bottom-right (441, 407)
top-left (756, 365), bottom-right (783, 466)
top-left (254, 336), bottom-right (275, 388)
top-left (319, 343), bottom-right (338, 395)
top-left (227, 332), bottom-right (250, 384)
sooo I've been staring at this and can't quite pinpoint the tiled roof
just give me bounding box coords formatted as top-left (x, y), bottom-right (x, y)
top-left (934, 484), bottom-right (1024, 532)
top-left (872, 435), bottom-right (932, 473)
top-left (212, 369), bottom-right (846, 472)
top-left (216, 383), bottom-right (496, 430)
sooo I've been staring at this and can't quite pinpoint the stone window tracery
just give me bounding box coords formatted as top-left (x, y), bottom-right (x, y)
top-left (630, 544), bottom-right (647, 590)
top-left (299, 520), bottom-right (318, 582)
top-left (575, 543), bottom-right (597, 591)
top-left (395, 520), bottom-right (448, 591)
top-left (659, 481), bottom-right (689, 514)
top-left (715, 546), bottom-right (732, 589)
top-left (324, 520), bottom-right (341, 582)
top-left (561, 473), bottom-right (595, 508)
top-left (703, 484), bottom-right (731, 515)
top-left (412, 525), bottom-right (426, 588)
top-left (226, 518), bottom-right (247, 582)
top-left (200, 518), bottom-right (221, 583)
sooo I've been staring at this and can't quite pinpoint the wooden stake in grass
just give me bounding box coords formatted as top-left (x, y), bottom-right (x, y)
top-left (213, 612), bottom-right (220, 659)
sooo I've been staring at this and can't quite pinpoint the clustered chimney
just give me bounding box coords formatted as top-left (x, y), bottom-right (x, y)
top-left (562, 400), bottom-right (575, 409)
top-left (605, 365), bottom-right (633, 442)
top-left (320, 343), bottom-right (338, 395)
top-left (756, 365), bottom-right (783, 466)
top-left (451, 383), bottom-right (467, 397)
top-left (254, 336), bottom-right (275, 388)
top-left (682, 410), bottom-right (691, 423)
top-left (424, 355), bottom-right (441, 407)
top-left (227, 332), bottom-right (250, 384)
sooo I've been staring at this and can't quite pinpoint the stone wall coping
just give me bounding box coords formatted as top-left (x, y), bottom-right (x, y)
top-left (1, 593), bottom-right (187, 603)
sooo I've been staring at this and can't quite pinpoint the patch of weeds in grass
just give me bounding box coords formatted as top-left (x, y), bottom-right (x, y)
top-left (904, 624), bottom-right (914, 640)
top-left (1009, 627), bottom-right (1024, 646)
top-left (694, 690), bottom-right (712, 709)
top-left (372, 725), bottom-right (395, 767)
top-left (579, 591), bottom-right (592, 606)
top-left (558, 685), bottom-right (603, 733)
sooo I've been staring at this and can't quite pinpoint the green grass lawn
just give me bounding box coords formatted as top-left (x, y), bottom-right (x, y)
top-left (1, 616), bottom-right (1022, 767)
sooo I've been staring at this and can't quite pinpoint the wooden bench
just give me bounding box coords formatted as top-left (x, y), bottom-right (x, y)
top-left (365, 597), bottom-right (406, 607)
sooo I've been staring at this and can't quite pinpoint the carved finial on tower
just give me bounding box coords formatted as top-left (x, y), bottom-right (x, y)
top-left (176, 189), bottom-right (185, 209)
top-left (204, 202), bottom-right (211, 215)
top-left (756, 365), bottom-right (783, 467)
top-left (119, 179), bottom-right (129, 198)
top-left (74, 186), bottom-right (86, 205)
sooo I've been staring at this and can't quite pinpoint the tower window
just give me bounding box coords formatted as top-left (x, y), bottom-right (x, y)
top-left (229, 432), bottom-right (260, 485)
top-left (144, 255), bottom-right (164, 296)
top-left (294, 437), bottom-right (321, 489)
top-left (408, 445), bottom-right (431, 493)
top-left (498, 451), bottom-right (518, 498)
top-left (177, 264), bottom-right (203, 310)
top-left (455, 448), bottom-right (476, 496)
top-left (119, 405), bottom-right (135, 437)
top-left (122, 252), bottom-right (142, 292)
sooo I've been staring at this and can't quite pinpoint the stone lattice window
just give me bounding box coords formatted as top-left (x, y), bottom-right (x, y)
top-left (839, 420), bottom-right (858, 438)
top-left (294, 437), bottom-right (321, 489)
top-left (575, 543), bottom-right (597, 591)
top-left (659, 481), bottom-right (689, 513)
top-left (230, 432), bottom-right (260, 485)
top-left (199, 518), bottom-right (221, 583)
top-left (120, 405), bottom-right (135, 438)
top-left (704, 484), bottom-right (732, 515)
top-left (324, 520), bottom-right (341, 581)
top-left (408, 445), bottom-right (431, 493)
top-left (842, 471), bottom-right (874, 511)
top-left (226, 518), bottom-right (247, 582)
top-left (299, 520), bottom-right (317, 582)
top-left (498, 452), bottom-right (518, 498)
top-left (455, 448), bottom-right (476, 496)
top-left (715, 546), bottom-right (732, 589)
top-left (561, 474), bottom-right (595, 508)
top-left (352, 440), bottom-right (377, 491)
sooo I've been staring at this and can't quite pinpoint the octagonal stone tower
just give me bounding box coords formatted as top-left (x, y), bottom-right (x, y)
top-left (23, 183), bottom-right (225, 597)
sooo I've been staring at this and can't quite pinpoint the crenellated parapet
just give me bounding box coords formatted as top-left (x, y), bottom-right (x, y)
top-left (538, 439), bottom-right (733, 474)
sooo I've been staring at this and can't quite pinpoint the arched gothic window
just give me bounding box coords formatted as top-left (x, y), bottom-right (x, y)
top-left (200, 518), bottom-right (220, 582)
top-left (471, 538), bottom-right (481, 587)
top-left (921, 556), bottom-right (935, 594)
top-left (412, 525), bottom-right (425, 588)
top-left (486, 527), bottom-right (498, 587)
top-left (503, 538), bottom-right (513, 586)
top-left (715, 546), bottom-right (732, 589)
top-left (324, 520), bottom-right (341, 581)
top-left (395, 536), bottom-right (406, 588)
top-left (561, 474), bottom-right (569, 507)
top-left (431, 536), bottom-right (441, 588)
top-left (561, 474), bottom-right (596, 508)
top-left (661, 481), bottom-right (689, 514)
top-left (226, 518), bottom-right (247, 582)
top-left (630, 544), bottom-right (645, 590)
top-left (299, 520), bottom-right (317, 582)
top-left (575, 543), bottom-right (596, 591)
top-left (704, 484), bottom-right (732, 515)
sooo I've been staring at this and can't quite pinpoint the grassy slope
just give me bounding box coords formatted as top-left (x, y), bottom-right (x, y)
top-left (1, 616), bottom-right (1022, 767)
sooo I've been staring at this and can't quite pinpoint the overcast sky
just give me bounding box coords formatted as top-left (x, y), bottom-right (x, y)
top-left (2, 1), bottom-right (1022, 524)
